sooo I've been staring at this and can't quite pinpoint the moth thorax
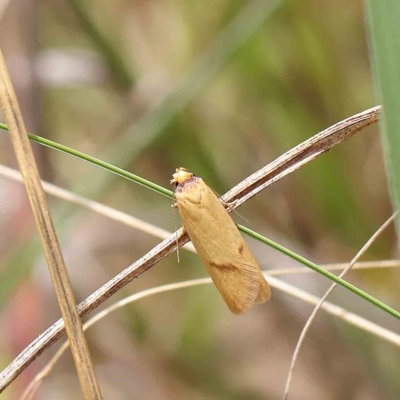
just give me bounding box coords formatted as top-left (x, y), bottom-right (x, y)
top-left (175, 177), bottom-right (201, 196)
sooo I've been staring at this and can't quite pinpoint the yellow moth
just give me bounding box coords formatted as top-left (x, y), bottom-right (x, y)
top-left (171, 167), bottom-right (271, 314)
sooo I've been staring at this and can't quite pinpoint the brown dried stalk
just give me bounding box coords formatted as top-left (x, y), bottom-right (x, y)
top-left (0, 105), bottom-right (381, 392)
top-left (0, 51), bottom-right (103, 399)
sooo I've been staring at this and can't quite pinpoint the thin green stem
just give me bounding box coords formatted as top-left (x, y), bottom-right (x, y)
top-left (0, 122), bottom-right (172, 198)
top-left (1, 122), bottom-right (399, 320)
top-left (238, 224), bottom-right (400, 320)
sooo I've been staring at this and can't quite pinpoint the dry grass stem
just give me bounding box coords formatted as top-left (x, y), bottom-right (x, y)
top-left (0, 52), bottom-right (102, 399)
top-left (222, 106), bottom-right (381, 206)
top-left (22, 271), bottom-right (400, 400)
top-left (0, 106), bottom-right (381, 392)
top-left (0, 164), bottom-right (191, 250)
top-left (283, 212), bottom-right (397, 400)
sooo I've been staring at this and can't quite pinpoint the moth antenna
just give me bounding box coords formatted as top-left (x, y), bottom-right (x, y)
top-left (232, 209), bottom-right (249, 224)
top-left (219, 197), bottom-right (250, 224)
top-left (172, 194), bottom-right (180, 263)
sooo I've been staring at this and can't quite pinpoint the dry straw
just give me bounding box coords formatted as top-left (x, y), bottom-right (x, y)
top-left (0, 51), bottom-right (103, 399)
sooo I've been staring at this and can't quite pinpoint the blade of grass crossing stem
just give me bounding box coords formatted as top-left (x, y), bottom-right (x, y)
top-left (238, 225), bottom-right (400, 320)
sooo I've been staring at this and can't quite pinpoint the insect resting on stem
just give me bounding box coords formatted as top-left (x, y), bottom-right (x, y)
top-left (171, 167), bottom-right (271, 314)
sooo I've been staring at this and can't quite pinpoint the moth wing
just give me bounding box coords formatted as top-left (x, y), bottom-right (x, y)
top-left (175, 177), bottom-right (271, 314)
top-left (256, 272), bottom-right (271, 304)
top-left (205, 260), bottom-right (267, 314)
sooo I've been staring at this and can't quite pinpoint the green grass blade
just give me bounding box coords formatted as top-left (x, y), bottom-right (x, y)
top-left (0, 122), bottom-right (172, 199)
top-left (366, 1), bottom-right (400, 228)
top-left (239, 225), bottom-right (400, 320)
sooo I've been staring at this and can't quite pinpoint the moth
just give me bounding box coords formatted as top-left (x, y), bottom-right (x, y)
top-left (171, 167), bottom-right (271, 314)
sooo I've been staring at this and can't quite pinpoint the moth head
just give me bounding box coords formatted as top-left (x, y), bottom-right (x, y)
top-left (170, 167), bottom-right (194, 189)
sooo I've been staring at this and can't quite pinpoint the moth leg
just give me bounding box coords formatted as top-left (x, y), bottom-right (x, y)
top-left (220, 199), bottom-right (238, 212)
top-left (171, 202), bottom-right (178, 208)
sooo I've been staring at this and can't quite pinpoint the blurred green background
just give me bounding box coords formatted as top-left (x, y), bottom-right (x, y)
top-left (1, 0), bottom-right (399, 399)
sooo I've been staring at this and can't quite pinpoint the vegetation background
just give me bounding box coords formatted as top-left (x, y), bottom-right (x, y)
top-left (0, 0), bottom-right (399, 399)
